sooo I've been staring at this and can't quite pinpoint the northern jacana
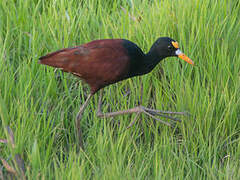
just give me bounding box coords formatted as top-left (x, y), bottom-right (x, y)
top-left (39, 37), bottom-right (194, 148)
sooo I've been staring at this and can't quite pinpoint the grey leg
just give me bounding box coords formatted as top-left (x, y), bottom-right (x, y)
top-left (75, 93), bottom-right (93, 149)
top-left (96, 90), bottom-right (188, 127)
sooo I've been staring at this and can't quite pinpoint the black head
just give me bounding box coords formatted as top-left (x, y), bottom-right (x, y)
top-left (149, 37), bottom-right (194, 65)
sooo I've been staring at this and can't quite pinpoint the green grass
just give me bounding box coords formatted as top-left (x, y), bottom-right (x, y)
top-left (0, 0), bottom-right (240, 179)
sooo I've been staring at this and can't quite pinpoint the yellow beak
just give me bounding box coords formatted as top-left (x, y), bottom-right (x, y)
top-left (175, 49), bottom-right (194, 65)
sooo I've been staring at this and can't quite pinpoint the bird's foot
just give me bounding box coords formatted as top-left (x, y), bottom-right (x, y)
top-left (126, 106), bottom-right (190, 129)
top-left (141, 106), bottom-right (190, 123)
top-left (97, 105), bottom-right (189, 128)
top-left (142, 107), bottom-right (191, 116)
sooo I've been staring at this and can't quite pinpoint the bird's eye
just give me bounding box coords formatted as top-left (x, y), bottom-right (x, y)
top-left (168, 45), bottom-right (173, 51)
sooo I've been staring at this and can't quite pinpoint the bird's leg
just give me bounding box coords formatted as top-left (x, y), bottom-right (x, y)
top-left (96, 90), bottom-right (189, 127)
top-left (97, 89), bottom-right (144, 118)
top-left (97, 104), bottom-right (173, 126)
top-left (76, 93), bottom-right (93, 149)
top-left (97, 89), bottom-right (104, 116)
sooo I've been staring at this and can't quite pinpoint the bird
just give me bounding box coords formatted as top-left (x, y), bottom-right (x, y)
top-left (39, 37), bottom-right (194, 148)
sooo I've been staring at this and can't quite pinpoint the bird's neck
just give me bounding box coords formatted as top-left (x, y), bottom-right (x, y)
top-left (141, 49), bottom-right (165, 72)
top-left (128, 45), bottom-right (166, 77)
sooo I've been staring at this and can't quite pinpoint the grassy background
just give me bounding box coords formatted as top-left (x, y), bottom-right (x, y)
top-left (0, 0), bottom-right (240, 179)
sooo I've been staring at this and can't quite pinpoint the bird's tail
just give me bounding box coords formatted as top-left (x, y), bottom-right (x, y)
top-left (38, 48), bottom-right (73, 69)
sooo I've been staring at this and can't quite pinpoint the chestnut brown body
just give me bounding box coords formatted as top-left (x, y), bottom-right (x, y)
top-left (39, 39), bottom-right (136, 94)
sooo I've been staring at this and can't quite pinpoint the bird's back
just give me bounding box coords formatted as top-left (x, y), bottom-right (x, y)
top-left (39, 39), bottom-right (144, 93)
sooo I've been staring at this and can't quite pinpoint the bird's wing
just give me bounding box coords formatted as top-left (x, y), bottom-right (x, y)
top-left (39, 39), bottom-right (131, 93)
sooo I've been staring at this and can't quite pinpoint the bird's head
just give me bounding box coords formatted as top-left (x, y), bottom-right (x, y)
top-left (151, 37), bottom-right (194, 65)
